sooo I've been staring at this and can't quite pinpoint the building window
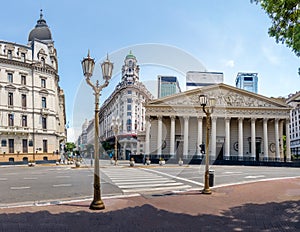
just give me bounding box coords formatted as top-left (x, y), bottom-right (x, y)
top-left (7, 50), bottom-right (12, 59)
top-left (21, 75), bottom-right (26, 85)
top-left (128, 90), bottom-right (132, 94)
top-left (127, 104), bottom-right (131, 111)
top-left (21, 53), bottom-right (26, 62)
top-left (127, 98), bottom-right (132, 103)
top-left (43, 140), bottom-right (48, 153)
top-left (8, 114), bottom-right (14, 126)
top-left (41, 79), bottom-right (46, 88)
top-left (22, 115), bottom-right (27, 127)
top-left (22, 94), bottom-right (27, 108)
top-left (42, 97), bottom-right (47, 108)
top-left (42, 117), bottom-right (47, 130)
top-left (8, 92), bottom-right (13, 106)
top-left (1, 140), bottom-right (7, 147)
top-left (127, 112), bottom-right (131, 116)
top-left (22, 139), bottom-right (28, 153)
top-left (41, 57), bottom-right (45, 66)
top-left (8, 139), bottom-right (14, 153)
top-left (127, 119), bottom-right (132, 132)
top-left (8, 73), bottom-right (13, 83)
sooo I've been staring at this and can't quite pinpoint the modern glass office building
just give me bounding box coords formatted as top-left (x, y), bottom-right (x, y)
top-left (158, 76), bottom-right (181, 98)
top-left (235, 72), bottom-right (258, 93)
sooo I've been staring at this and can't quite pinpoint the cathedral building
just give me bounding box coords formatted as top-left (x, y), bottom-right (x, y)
top-left (144, 84), bottom-right (291, 163)
top-left (99, 52), bottom-right (154, 159)
top-left (0, 10), bottom-right (66, 164)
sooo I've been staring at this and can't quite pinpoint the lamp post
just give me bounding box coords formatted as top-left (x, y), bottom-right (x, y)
top-left (199, 94), bottom-right (216, 194)
top-left (111, 116), bottom-right (120, 165)
top-left (81, 51), bottom-right (113, 210)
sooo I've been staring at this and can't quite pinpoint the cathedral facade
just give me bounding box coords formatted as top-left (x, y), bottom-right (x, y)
top-left (144, 84), bottom-right (291, 162)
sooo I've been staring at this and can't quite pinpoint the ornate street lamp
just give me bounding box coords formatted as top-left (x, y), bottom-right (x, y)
top-left (111, 116), bottom-right (120, 165)
top-left (199, 94), bottom-right (216, 194)
top-left (81, 50), bottom-right (113, 210)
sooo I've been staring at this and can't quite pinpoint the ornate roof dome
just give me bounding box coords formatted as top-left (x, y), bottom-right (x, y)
top-left (28, 10), bottom-right (52, 43)
top-left (125, 50), bottom-right (136, 60)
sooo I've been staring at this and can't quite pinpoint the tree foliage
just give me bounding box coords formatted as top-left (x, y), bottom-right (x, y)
top-left (251, 0), bottom-right (300, 58)
top-left (65, 142), bottom-right (76, 152)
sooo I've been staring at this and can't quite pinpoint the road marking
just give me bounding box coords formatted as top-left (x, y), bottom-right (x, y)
top-left (23, 177), bottom-right (38, 180)
top-left (10, 186), bottom-right (30, 190)
top-left (119, 182), bottom-right (183, 188)
top-left (224, 171), bottom-right (243, 174)
top-left (123, 185), bottom-right (191, 193)
top-left (244, 175), bottom-right (265, 179)
top-left (52, 184), bottom-right (72, 187)
top-left (55, 176), bottom-right (71, 178)
top-left (0, 178), bottom-right (8, 181)
top-left (143, 168), bottom-right (203, 186)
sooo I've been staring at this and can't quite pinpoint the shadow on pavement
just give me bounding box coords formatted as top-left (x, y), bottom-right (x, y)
top-left (0, 200), bottom-right (299, 232)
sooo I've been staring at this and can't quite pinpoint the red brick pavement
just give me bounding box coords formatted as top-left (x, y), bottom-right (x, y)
top-left (0, 178), bottom-right (299, 232)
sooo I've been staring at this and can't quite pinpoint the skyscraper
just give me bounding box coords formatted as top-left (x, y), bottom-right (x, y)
top-left (235, 72), bottom-right (258, 93)
top-left (157, 76), bottom-right (181, 98)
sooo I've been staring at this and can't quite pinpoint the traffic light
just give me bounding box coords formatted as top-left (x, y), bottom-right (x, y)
top-left (199, 143), bottom-right (205, 154)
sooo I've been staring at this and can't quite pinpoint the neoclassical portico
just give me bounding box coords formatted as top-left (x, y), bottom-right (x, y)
top-left (143, 84), bottom-right (291, 162)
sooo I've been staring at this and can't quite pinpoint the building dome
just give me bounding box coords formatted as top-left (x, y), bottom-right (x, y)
top-left (28, 10), bottom-right (52, 42)
top-left (125, 50), bottom-right (136, 60)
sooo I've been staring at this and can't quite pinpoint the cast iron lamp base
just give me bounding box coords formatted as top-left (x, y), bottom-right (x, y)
top-left (89, 200), bottom-right (105, 210)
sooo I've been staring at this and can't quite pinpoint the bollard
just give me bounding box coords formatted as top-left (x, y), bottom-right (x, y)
top-left (209, 170), bottom-right (214, 187)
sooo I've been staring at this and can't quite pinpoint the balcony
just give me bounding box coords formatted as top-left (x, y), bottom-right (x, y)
top-left (40, 108), bottom-right (49, 115)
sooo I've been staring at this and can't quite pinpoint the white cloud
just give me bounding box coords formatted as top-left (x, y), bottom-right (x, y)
top-left (225, 60), bottom-right (235, 68)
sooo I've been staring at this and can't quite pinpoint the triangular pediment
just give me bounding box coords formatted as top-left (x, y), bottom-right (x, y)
top-left (19, 86), bottom-right (30, 93)
top-left (148, 83), bottom-right (289, 109)
top-left (4, 84), bottom-right (16, 91)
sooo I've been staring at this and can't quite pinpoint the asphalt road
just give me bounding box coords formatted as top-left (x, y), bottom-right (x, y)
top-left (0, 161), bottom-right (299, 207)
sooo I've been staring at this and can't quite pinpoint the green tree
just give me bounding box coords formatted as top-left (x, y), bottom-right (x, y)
top-left (251, 0), bottom-right (300, 74)
top-left (65, 142), bottom-right (76, 152)
top-left (252, 0), bottom-right (300, 56)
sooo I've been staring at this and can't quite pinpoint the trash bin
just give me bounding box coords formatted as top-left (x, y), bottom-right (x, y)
top-left (209, 170), bottom-right (214, 187)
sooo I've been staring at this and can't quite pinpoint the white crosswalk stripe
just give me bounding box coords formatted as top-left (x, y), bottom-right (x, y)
top-left (101, 167), bottom-right (191, 194)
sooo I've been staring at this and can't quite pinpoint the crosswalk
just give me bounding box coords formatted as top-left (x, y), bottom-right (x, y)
top-left (101, 167), bottom-right (192, 194)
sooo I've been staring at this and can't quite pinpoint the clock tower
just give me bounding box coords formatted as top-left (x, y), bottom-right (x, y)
top-left (121, 51), bottom-right (140, 83)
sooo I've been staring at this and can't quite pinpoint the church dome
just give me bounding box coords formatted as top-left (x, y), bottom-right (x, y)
top-left (28, 10), bottom-right (52, 42)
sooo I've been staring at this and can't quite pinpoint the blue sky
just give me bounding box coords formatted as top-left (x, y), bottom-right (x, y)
top-left (0, 0), bottom-right (299, 141)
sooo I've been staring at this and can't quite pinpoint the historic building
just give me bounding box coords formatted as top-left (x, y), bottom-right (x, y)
top-left (0, 10), bottom-right (66, 164)
top-left (143, 83), bottom-right (291, 162)
top-left (286, 91), bottom-right (300, 158)
top-left (98, 51), bottom-right (154, 159)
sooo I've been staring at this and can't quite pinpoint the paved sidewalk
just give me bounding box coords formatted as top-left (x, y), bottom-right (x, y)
top-left (0, 178), bottom-right (299, 232)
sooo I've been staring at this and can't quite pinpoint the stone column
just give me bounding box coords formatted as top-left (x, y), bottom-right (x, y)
top-left (275, 119), bottom-right (280, 161)
top-left (279, 120), bottom-right (284, 161)
top-left (224, 117), bottom-right (230, 160)
top-left (238, 117), bottom-right (243, 161)
top-left (170, 116), bottom-right (175, 158)
top-left (145, 116), bottom-right (150, 156)
top-left (211, 116), bottom-right (217, 162)
top-left (286, 119), bottom-right (291, 162)
top-left (183, 116), bottom-right (189, 158)
top-left (263, 118), bottom-right (269, 161)
top-left (197, 117), bottom-right (203, 157)
top-left (157, 116), bottom-right (162, 156)
top-left (251, 118), bottom-right (256, 161)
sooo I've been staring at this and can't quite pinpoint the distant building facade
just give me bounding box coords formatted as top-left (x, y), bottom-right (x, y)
top-left (0, 11), bottom-right (66, 164)
top-left (186, 71), bottom-right (223, 91)
top-left (98, 52), bottom-right (154, 159)
top-left (235, 72), bottom-right (258, 93)
top-left (157, 76), bottom-right (181, 98)
top-left (286, 92), bottom-right (300, 158)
